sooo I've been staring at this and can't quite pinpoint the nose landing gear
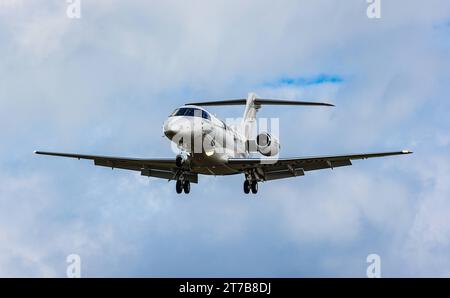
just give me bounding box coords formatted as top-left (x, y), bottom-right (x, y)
top-left (176, 180), bottom-right (183, 194)
top-left (183, 180), bottom-right (191, 194)
top-left (176, 180), bottom-right (191, 194)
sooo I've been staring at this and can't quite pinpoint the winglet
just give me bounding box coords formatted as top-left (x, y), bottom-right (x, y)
top-left (402, 150), bottom-right (413, 154)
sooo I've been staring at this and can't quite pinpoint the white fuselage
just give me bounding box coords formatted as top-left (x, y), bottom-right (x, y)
top-left (163, 105), bottom-right (248, 175)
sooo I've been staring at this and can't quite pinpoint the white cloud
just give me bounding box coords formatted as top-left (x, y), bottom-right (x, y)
top-left (0, 0), bottom-right (450, 276)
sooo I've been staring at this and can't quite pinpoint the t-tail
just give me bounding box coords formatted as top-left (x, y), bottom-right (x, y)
top-left (186, 92), bottom-right (334, 139)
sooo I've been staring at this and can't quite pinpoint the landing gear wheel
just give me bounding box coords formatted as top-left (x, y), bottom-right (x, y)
top-left (176, 180), bottom-right (183, 194)
top-left (251, 181), bottom-right (258, 194)
top-left (243, 180), bottom-right (250, 194)
top-left (183, 181), bottom-right (191, 194)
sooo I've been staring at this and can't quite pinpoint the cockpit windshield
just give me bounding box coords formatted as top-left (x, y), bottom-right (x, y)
top-left (170, 108), bottom-right (211, 120)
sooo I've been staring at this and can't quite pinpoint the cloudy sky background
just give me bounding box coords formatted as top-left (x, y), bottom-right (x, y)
top-left (0, 0), bottom-right (449, 277)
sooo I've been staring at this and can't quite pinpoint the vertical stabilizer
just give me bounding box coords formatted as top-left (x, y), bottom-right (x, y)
top-left (241, 92), bottom-right (260, 140)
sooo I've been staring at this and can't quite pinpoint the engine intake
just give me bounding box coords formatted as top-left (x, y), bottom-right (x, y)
top-left (256, 133), bottom-right (280, 156)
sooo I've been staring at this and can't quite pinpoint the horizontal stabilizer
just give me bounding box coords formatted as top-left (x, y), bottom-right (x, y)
top-left (186, 99), bottom-right (334, 107)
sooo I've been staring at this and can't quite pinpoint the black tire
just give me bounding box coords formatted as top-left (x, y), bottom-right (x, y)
top-left (243, 180), bottom-right (250, 194)
top-left (183, 181), bottom-right (191, 194)
top-left (251, 181), bottom-right (258, 194)
top-left (176, 180), bottom-right (183, 194)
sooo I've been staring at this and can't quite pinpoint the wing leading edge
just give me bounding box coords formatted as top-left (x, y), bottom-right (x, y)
top-left (35, 150), bottom-right (412, 183)
top-left (227, 150), bottom-right (413, 181)
top-left (34, 151), bottom-right (198, 183)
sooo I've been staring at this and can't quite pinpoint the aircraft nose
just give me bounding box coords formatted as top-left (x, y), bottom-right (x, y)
top-left (164, 118), bottom-right (187, 139)
top-left (164, 121), bottom-right (178, 139)
top-left (164, 128), bottom-right (176, 139)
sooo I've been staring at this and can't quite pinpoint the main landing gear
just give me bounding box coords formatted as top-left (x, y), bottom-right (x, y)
top-left (243, 180), bottom-right (258, 194)
top-left (176, 180), bottom-right (191, 194)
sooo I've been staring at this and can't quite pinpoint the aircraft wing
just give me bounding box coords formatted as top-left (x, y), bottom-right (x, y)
top-left (227, 150), bottom-right (412, 181)
top-left (34, 151), bottom-right (198, 183)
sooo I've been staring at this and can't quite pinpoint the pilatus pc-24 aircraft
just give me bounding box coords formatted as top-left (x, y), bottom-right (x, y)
top-left (35, 93), bottom-right (412, 194)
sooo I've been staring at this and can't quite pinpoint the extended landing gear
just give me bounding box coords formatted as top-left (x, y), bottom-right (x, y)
top-left (176, 180), bottom-right (183, 194)
top-left (251, 181), bottom-right (258, 194)
top-left (183, 181), bottom-right (191, 194)
top-left (176, 180), bottom-right (191, 194)
top-left (244, 180), bottom-right (250, 194)
top-left (243, 180), bottom-right (258, 194)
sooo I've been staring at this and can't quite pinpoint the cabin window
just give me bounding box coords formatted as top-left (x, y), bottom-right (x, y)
top-left (202, 110), bottom-right (211, 120)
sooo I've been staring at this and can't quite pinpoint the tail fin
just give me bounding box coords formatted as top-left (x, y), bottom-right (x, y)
top-left (242, 92), bottom-right (259, 140)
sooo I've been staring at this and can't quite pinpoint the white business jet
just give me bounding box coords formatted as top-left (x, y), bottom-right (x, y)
top-left (35, 93), bottom-right (412, 195)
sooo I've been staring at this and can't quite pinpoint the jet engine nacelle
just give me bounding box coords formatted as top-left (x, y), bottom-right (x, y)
top-left (256, 132), bottom-right (280, 156)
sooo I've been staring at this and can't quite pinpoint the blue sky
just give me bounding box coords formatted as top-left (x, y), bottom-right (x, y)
top-left (0, 0), bottom-right (450, 277)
